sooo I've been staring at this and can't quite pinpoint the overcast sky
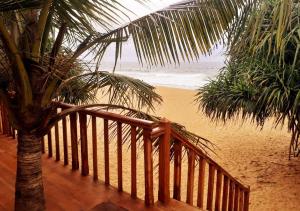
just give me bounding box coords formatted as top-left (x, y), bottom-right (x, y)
top-left (91, 0), bottom-right (226, 68)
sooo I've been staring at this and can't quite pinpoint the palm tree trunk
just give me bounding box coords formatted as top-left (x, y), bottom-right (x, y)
top-left (15, 131), bottom-right (45, 211)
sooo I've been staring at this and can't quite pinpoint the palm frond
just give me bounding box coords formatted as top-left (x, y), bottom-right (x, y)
top-left (57, 67), bottom-right (162, 111)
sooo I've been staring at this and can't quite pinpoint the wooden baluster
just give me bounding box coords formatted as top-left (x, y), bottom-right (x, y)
top-left (2, 106), bottom-right (9, 135)
top-left (239, 188), bottom-right (244, 211)
top-left (92, 116), bottom-right (98, 181)
top-left (207, 164), bottom-right (215, 211)
top-left (222, 176), bottom-right (229, 211)
top-left (104, 119), bottom-right (109, 185)
top-left (228, 180), bottom-right (234, 211)
top-left (173, 140), bottom-right (182, 201)
top-left (79, 112), bottom-right (89, 176)
top-left (234, 184), bottom-right (239, 211)
top-left (243, 189), bottom-right (250, 211)
top-left (55, 121), bottom-right (60, 161)
top-left (12, 128), bottom-right (15, 139)
top-left (197, 157), bottom-right (206, 209)
top-left (62, 114), bottom-right (68, 165)
top-left (143, 128), bottom-right (154, 206)
top-left (0, 104), bottom-right (3, 134)
top-left (215, 170), bottom-right (223, 211)
top-left (131, 125), bottom-right (137, 198)
top-left (186, 150), bottom-right (195, 205)
top-left (158, 119), bottom-right (171, 204)
top-left (41, 136), bottom-right (45, 154)
top-left (7, 122), bottom-right (12, 136)
top-left (70, 113), bottom-right (79, 170)
top-left (48, 131), bottom-right (52, 157)
top-left (117, 122), bottom-right (123, 191)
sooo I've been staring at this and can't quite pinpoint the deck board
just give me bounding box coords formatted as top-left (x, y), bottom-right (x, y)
top-left (0, 135), bottom-right (201, 211)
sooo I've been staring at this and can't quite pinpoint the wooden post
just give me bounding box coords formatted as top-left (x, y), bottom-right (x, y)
top-left (131, 125), bottom-right (137, 198)
top-left (234, 184), bottom-right (239, 211)
top-left (92, 116), bottom-right (98, 181)
top-left (1, 106), bottom-right (9, 135)
top-left (222, 176), bottom-right (229, 211)
top-left (62, 115), bottom-right (68, 165)
top-left (243, 189), bottom-right (250, 211)
top-left (158, 119), bottom-right (171, 204)
top-left (143, 128), bottom-right (154, 206)
top-left (228, 180), bottom-right (234, 211)
top-left (117, 122), bottom-right (123, 191)
top-left (197, 157), bottom-right (206, 208)
top-left (215, 170), bottom-right (223, 211)
top-left (70, 112), bottom-right (79, 170)
top-left (41, 136), bottom-right (45, 154)
top-left (79, 112), bottom-right (89, 176)
top-left (48, 131), bottom-right (52, 158)
top-left (173, 140), bottom-right (182, 201)
top-left (12, 128), bottom-right (15, 139)
top-left (104, 119), bottom-right (109, 185)
top-left (239, 188), bottom-right (244, 211)
top-left (0, 104), bottom-right (3, 134)
top-left (55, 121), bottom-right (60, 161)
top-left (186, 150), bottom-right (195, 205)
top-left (207, 164), bottom-right (215, 211)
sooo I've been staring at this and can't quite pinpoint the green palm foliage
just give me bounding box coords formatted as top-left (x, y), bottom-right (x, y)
top-left (197, 0), bottom-right (300, 158)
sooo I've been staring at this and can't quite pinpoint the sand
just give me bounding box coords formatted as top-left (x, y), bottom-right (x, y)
top-left (154, 86), bottom-right (300, 211)
top-left (50, 86), bottom-right (300, 211)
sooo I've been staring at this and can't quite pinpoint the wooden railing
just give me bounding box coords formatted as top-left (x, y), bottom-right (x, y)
top-left (0, 102), bottom-right (250, 211)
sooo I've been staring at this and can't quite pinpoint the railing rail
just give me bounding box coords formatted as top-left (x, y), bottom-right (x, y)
top-left (0, 102), bottom-right (250, 211)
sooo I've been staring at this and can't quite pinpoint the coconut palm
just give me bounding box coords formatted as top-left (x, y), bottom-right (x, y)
top-left (197, 0), bottom-right (300, 157)
top-left (0, 0), bottom-right (251, 210)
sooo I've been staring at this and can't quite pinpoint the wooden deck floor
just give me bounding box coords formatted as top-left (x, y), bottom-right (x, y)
top-left (0, 135), bottom-right (200, 211)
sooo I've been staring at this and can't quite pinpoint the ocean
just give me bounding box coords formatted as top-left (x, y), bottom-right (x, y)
top-left (100, 61), bottom-right (224, 90)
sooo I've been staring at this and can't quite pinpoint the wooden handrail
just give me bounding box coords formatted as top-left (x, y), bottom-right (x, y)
top-left (171, 129), bottom-right (250, 191)
top-left (56, 102), bottom-right (157, 129)
top-left (0, 102), bottom-right (250, 211)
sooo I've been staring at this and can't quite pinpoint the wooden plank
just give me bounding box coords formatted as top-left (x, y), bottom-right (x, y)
top-left (234, 184), bottom-right (239, 211)
top-left (228, 180), bottom-right (234, 211)
top-left (48, 131), bottom-right (52, 158)
top-left (41, 136), bottom-right (45, 154)
top-left (117, 122), bottom-right (123, 192)
top-left (222, 176), bottom-right (229, 211)
top-left (207, 164), bottom-right (215, 211)
top-left (243, 190), bottom-right (250, 211)
top-left (143, 129), bottom-right (154, 206)
top-left (186, 150), bottom-right (195, 205)
top-left (215, 170), bottom-right (223, 211)
top-left (55, 121), bottom-right (60, 161)
top-left (197, 157), bottom-right (206, 208)
top-left (239, 188), bottom-right (244, 211)
top-left (130, 125), bottom-right (137, 198)
top-left (92, 116), bottom-right (98, 181)
top-left (79, 113), bottom-right (89, 176)
top-left (158, 119), bottom-right (171, 204)
top-left (70, 113), bottom-right (79, 170)
top-left (173, 140), bottom-right (182, 201)
top-left (104, 119), bottom-right (109, 185)
top-left (62, 115), bottom-right (68, 165)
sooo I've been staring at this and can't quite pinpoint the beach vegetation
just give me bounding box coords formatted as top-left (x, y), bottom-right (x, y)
top-left (197, 0), bottom-right (300, 158)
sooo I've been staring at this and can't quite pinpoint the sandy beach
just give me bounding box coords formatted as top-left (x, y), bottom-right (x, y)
top-left (154, 86), bottom-right (300, 211)
top-left (49, 86), bottom-right (300, 211)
